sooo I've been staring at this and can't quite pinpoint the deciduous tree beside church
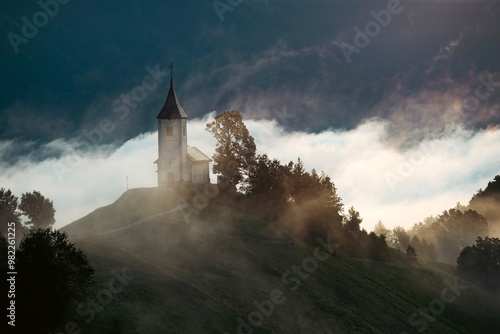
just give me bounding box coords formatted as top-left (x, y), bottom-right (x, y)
top-left (206, 110), bottom-right (256, 191)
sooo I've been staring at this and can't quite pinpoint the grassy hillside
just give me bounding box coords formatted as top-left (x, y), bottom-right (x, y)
top-left (60, 187), bottom-right (500, 334)
top-left (63, 187), bottom-right (179, 238)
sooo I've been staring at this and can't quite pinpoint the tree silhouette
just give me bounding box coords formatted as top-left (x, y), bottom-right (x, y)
top-left (373, 221), bottom-right (389, 237)
top-left (0, 188), bottom-right (20, 236)
top-left (470, 175), bottom-right (500, 202)
top-left (457, 236), bottom-right (500, 291)
top-left (406, 245), bottom-right (417, 262)
top-left (344, 206), bottom-right (362, 232)
top-left (469, 175), bottom-right (500, 237)
top-left (389, 226), bottom-right (410, 251)
top-left (19, 190), bottom-right (55, 229)
top-left (369, 231), bottom-right (390, 262)
top-left (410, 235), bottom-right (437, 261)
top-left (408, 208), bottom-right (489, 264)
top-left (310, 169), bottom-right (343, 213)
top-left (288, 158), bottom-right (308, 203)
top-left (435, 209), bottom-right (488, 264)
top-left (287, 160), bottom-right (343, 213)
top-left (16, 228), bottom-right (94, 332)
top-left (243, 154), bottom-right (291, 219)
top-left (206, 110), bottom-right (256, 191)
top-left (289, 164), bottom-right (344, 242)
top-left (243, 154), bottom-right (290, 196)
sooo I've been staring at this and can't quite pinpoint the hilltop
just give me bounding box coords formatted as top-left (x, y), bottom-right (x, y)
top-left (60, 187), bottom-right (500, 334)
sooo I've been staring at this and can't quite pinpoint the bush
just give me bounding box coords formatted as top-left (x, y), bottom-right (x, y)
top-left (16, 228), bottom-right (94, 332)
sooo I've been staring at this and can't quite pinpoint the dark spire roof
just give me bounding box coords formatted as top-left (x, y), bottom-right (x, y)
top-left (156, 68), bottom-right (188, 120)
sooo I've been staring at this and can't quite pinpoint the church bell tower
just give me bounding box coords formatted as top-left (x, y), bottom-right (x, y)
top-left (156, 64), bottom-right (188, 187)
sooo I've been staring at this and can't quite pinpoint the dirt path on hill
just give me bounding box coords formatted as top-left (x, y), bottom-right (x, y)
top-left (71, 193), bottom-right (188, 240)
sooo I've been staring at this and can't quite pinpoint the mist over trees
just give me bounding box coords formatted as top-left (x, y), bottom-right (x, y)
top-left (0, 188), bottom-right (55, 246)
top-left (0, 189), bottom-right (55, 229)
top-left (19, 191), bottom-right (56, 229)
top-left (0, 188), bottom-right (20, 236)
top-left (344, 206), bottom-right (363, 232)
top-left (372, 223), bottom-right (438, 261)
top-left (471, 175), bottom-right (500, 201)
top-left (373, 221), bottom-right (389, 236)
top-left (469, 175), bottom-right (500, 236)
top-left (409, 235), bottom-right (437, 261)
top-left (372, 187), bottom-right (496, 266)
top-left (206, 112), bottom-right (500, 272)
top-left (243, 154), bottom-right (345, 244)
top-left (242, 153), bottom-right (291, 217)
top-left (457, 237), bottom-right (500, 291)
top-left (384, 207), bottom-right (489, 265)
top-left (343, 173), bottom-right (500, 293)
top-left (405, 207), bottom-right (488, 264)
top-left (377, 174), bottom-right (500, 291)
top-left (208, 111), bottom-right (393, 262)
top-left (406, 245), bottom-right (417, 262)
top-left (389, 226), bottom-right (411, 252)
top-left (207, 109), bottom-right (500, 264)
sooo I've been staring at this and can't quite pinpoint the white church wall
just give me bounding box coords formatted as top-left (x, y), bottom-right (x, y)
top-left (157, 118), bottom-right (188, 186)
top-left (191, 162), bottom-right (210, 184)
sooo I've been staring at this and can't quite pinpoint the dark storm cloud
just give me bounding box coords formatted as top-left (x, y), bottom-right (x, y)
top-left (0, 0), bottom-right (499, 158)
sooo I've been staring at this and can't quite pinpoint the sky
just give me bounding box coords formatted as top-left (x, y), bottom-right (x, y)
top-left (1, 0), bottom-right (499, 231)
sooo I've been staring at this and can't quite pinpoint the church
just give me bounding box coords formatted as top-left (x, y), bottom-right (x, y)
top-left (154, 68), bottom-right (211, 187)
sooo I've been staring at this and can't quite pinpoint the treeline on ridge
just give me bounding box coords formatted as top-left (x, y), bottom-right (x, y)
top-left (205, 110), bottom-right (500, 290)
top-left (206, 110), bottom-right (400, 263)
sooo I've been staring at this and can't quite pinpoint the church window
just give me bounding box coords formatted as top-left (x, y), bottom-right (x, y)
top-left (183, 126), bottom-right (186, 136)
top-left (166, 126), bottom-right (173, 136)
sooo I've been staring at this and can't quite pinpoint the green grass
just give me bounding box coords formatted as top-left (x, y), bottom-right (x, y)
top-left (58, 187), bottom-right (500, 334)
top-left (63, 187), bottom-right (178, 237)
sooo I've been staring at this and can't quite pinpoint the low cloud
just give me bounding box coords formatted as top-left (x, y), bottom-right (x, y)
top-left (1, 114), bottom-right (499, 232)
top-left (247, 117), bottom-right (500, 231)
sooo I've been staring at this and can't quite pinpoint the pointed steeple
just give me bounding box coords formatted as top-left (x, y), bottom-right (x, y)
top-left (157, 63), bottom-right (188, 120)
